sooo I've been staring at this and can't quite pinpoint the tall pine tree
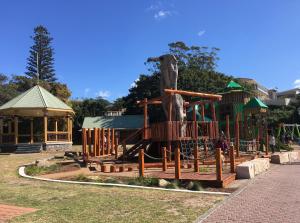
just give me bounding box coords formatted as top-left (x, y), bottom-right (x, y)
top-left (26, 25), bottom-right (56, 82)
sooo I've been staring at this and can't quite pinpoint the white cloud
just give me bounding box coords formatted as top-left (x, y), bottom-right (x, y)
top-left (96, 90), bottom-right (111, 98)
top-left (293, 79), bottom-right (300, 88)
top-left (197, 30), bottom-right (206, 37)
top-left (154, 10), bottom-right (171, 20)
top-left (84, 88), bottom-right (90, 96)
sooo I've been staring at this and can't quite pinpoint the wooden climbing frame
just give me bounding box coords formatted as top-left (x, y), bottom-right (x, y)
top-left (82, 128), bottom-right (118, 160)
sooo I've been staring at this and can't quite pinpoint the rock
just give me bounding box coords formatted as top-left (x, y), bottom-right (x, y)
top-left (186, 181), bottom-right (194, 190)
top-left (236, 158), bottom-right (270, 179)
top-left (271, 152), bottom-right (299, 164)
top-left (36, 159), bottom-right (52, 168)
top-left (158, 179), bottom-right (170, 187)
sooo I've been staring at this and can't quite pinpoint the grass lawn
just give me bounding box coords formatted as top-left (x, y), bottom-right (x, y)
top-left (0, 150), bottom-right (225, 223)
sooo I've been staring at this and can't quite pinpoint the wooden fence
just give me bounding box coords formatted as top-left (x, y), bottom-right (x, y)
top-left (82, 128), bottom-right (118, 159)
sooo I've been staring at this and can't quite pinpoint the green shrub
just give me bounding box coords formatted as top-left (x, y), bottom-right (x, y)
top-left (190, 181), bottom-right (203, 191)
top-left (127, 177), bottom-right (158, 187)
top-left (74, 174), bottom-right (91, 182)
top-left (25, 164), bottom-right (61, 176)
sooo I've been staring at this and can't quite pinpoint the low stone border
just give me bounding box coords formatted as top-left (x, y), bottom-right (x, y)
top-left (18, 166), bottom-right (231, 196)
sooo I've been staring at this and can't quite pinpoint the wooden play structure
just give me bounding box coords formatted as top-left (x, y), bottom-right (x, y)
top-left (81, 87), bottom-right (245, 187)
top-left (82, 128), bottom-right (118, 159)
top-left (81, 55), bottom-right (261, 188)
top-left (277, 123), bottom-right (300, 142)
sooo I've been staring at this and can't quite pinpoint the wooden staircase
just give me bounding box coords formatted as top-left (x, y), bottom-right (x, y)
top-left (15, 144), bottom-right (42, 154)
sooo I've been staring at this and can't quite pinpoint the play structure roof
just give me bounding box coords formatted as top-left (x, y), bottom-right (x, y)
top-left (244, 97), bottom-right (268, 109)
top-left (82, 115), bottom-right (144, 130)
top-left (0, 85), bottom-right (73, 112)
top-left (220, 80), bottom-right (246, 94)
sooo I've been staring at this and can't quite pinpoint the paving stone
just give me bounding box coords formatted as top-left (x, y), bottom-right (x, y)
top-left (200, 161), bottom-right (300, 223)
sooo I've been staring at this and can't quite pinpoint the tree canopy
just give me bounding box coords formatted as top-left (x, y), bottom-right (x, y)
top-left (26, 25), bottom-right (56, 82)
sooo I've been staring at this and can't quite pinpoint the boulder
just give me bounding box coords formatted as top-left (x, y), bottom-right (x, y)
top-left (158, 179), bottom-right (170, 187)
top-left (36, 159), bottom-right (52, 168)
top-left (271, 152), bottom-right (299, 164)
top-left (236, 158), bottom-right (270, 179)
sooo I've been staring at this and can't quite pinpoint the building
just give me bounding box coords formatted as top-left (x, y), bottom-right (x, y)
top-left (0, 85), bottom-right (74, 152)
top-left (235, 78), bottom-right (270, 101)
top-left (265, 88), bottom-right (300, 106)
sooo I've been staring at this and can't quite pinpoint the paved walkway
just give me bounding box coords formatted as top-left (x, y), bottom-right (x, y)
top-left (0, 204), bottom-right (37, 223)
top-left (199, 163), bottom-right (300, 223)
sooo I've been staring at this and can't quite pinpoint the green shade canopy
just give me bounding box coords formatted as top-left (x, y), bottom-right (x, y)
top-left (0, 85), bottom-right (73, 116)
top-left (244, 97), bottom-right (268, 109)
top-left (226, 80), bottom-right (243, 89)
top-left (82, 115), bottom-right (144, 130)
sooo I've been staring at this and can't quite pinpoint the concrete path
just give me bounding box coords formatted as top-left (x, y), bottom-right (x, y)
top-left (199, 162), bottom-right (300, 222)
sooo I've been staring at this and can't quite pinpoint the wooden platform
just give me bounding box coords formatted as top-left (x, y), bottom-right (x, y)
top-left (147, 171), bottom-right (236, 188)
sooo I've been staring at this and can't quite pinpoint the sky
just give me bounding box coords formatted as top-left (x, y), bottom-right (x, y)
top-left (1, 0), bottom-right (300, 101)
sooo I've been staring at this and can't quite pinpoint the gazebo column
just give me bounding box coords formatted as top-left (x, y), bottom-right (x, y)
top-left (14, 116), bottom-right (18, 144)
top-left (55, 118), bottom-right (58, 141)
top-left (30, 118), bottom-right (34, 144)
top-left (44, 115), bottom-right (48, 143)
top-left (67, 116), bottom-right (70, 142)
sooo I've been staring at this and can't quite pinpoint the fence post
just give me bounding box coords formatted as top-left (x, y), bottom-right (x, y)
top-left (93, 128), bottom-right (97, 156)
top-left (115, 137), bottom-right (119, 159)
top-left (111, 129), bottom-right (115, 154)
top-left (194, 145), bottom-right (199, 172)
top-left (216, 147), bottom-right (222, 181)
top-left (230, 145), bottom-right (235, 173)
top-left (139, 149), bottom-right (144, 177)
top-left (107, 128), bottom-right (111, 154)
top-left (88, 128), bottom-right (92, 156)
top-left (265, 129), bottom-right (269, 156)
top-left (162, 147), bottom-right (167, 171)
top-left (82, 128), bottom-right (87, 156)
top-left (175, 147), bottom-right (181, 180)
top-left (101, 128), bottom-right (105, 155)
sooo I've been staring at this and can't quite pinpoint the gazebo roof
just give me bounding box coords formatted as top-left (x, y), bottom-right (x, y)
top-left (0, 85), bottom-right (73, 115)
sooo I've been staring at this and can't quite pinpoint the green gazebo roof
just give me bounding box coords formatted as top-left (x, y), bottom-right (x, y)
top-left (0, 85), bottom-right (73, 111)
top-left (220, 80), bottom-right (246, 95)
top-left (244, 97), bottom-right (268, 110)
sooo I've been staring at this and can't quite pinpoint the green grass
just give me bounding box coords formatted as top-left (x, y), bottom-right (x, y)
top-left (25, 164), bottom-right (61, 176)
top-left (0, 149), bottom-right (224, 223)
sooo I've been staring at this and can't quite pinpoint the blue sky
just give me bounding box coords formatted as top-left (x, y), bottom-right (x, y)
top-left (1, 0), bottom-right (300, 101)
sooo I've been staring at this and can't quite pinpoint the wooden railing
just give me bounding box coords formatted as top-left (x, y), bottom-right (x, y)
top-left (47, 131), bottom-right (69, 142)
top-left (149, 121), bottom-right (219, 141)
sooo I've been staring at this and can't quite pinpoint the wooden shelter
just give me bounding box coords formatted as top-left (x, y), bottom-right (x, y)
top-left (0, 85), bottom-right (74, 152)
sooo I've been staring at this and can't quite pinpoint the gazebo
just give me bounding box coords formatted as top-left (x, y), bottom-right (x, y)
top-left (0, 85), bottom-right (74, 152)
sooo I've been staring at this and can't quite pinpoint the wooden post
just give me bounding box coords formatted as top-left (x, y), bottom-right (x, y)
top-left (216, 147), bottom-right (222, 181)
top-left (167, 94), bottom-right (173, 161)
top-left (226, 115), bottom-right (230, 145)
top-left (101, 128), bottom-right (105, 155)
top-left (14, 117), bottom-right (18, 144)
top-left (67, 116), bottom-right (70, 142)
top-left (244, 112), bottom-right (248, 139)
top-left (0, 118), bottom-right (2, 144)
top-left (30, 118), bottom-right (34, 144)
top-left (229, 145), bottom-right (235, 173)
top-left (55, 118), bottom-right (58, 141)
top-left (70, 118), bottom-right (73, 142)
top-left (139, 148), bottom-right (144, 177)
top-left (44, 115), bottom-right (48, 143)
top-left (175, 147), bottom-right (181, 180)
top-left (162, 147), bottom-right (167, 171)
top-left (204, 139), bottom-right (208, 157)
top-left (82, 128), bottom-right (87, 155)
top-left (256, 127), bottom-right (260, 152)
top-left (194, 145), bottom-right (199, 172)
top-left (93, 128), bottom-right (97, 156)
top-left (143, 98), bottom-right (148, 140)
top-left (114, 137), bottom-right (119, 159)
top-left (265, 129), bottom-right (269, 155)
top-left (88, 128), bottom-right (92, 155)
top-left (107, 128), bottom-right (111, 154)
top-left (211, 102), bottom-right (216, 121)
top-left (111, 129), bottom-right (115, 154)
top-left (97, 128), bottom-right (101, 156)
top-left (235, 113), bottom-right (240, 157)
